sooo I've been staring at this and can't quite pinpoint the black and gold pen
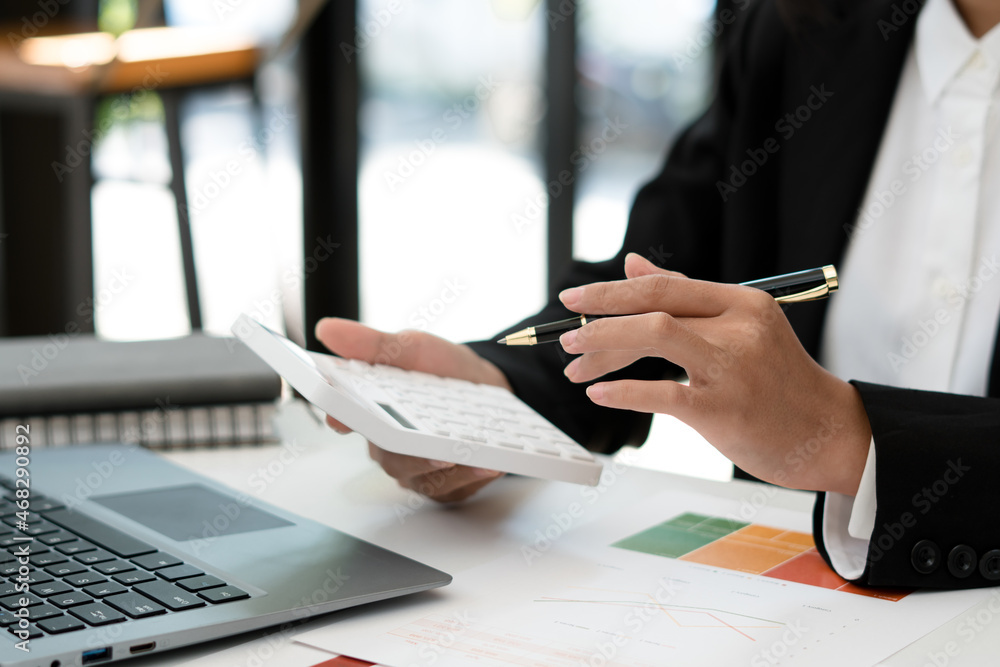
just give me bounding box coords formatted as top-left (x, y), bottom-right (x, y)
top-left (497, 265), bottom-right (838, 346)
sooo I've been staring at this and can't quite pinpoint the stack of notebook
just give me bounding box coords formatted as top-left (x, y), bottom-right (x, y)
top-left (0, 333), bottom-right (282, 449)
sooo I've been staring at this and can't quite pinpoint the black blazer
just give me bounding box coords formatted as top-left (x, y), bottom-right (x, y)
top-left (469, 0), bottom-right (1000, 590)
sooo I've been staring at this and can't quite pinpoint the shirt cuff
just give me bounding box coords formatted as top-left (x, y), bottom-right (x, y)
top-left (820, 438), bottom-right (877, 581)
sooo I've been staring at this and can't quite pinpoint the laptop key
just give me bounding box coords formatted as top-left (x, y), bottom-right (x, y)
top-left (29, 552), bottom-right (67, 567)
top-left (21, 522), bottom-right (60, 537)
top-left (94, 560), bottom-right (134, 575)
top-left (23, 571), bottom-right (54, 586)
top-left (0, 536), bottom-right (30, 550)
top-left (74, 549), bottom-right (116, 565)
top-left (28, 498), bottom-right (65, 513)
top-left (104, 592), bottom-right (167, 618)
top-left (45, 562), bottom-right (87, 577)
top-left (111, 570), bottom-right (155, 586)
top-left (0, 609), bottom-right (19, 626)
top-left (134, 581), bottom-right (207, 611)
top-left (157, 564), bottom-right (203, 581)
top-left (34, 581), bottom-right (73, 597)
top-left (0, 563), bottom-right (23, 576)
top-left (176, 574), bottom-right (225, 592)
top-left (50, 591), bottom-right (95, 608)
top-left (199, 586), bottom-right (250, 604)
top-left (68, 602), bottom-right (126, 626)
top-left (38, 531), bottom-right (78, 546)
top-left (0, 593), bottom-right (43, 610)
top-left (56, 540), bottom-right (97, 555)
top-left (131, 552), bottom-right (182, 570)
top-left (44, 509), bottom-right (157, 558)
top-left (6, 623), bottom-right (43, 639)
top-left (83, 582), bottom-right (127, 598)
top-left (2, 513), bottom-right (43, 527)
top-left (25, 603), bottom-right (62, 621)
top-left (37, 614), bottom-right (86, 634)
top-left (65, 572), bottom-right (106, 587)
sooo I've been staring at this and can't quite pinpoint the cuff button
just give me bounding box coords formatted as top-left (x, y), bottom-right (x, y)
top-left (911, 540), bottom-right (941, 574)
top-left (947, 545), bottom-right (977, 579)
top-left (979, 549), bottom-right (1000, 581)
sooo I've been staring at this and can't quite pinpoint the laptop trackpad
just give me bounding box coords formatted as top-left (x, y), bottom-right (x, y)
top-left (94, 484), bottom-right (293, 542)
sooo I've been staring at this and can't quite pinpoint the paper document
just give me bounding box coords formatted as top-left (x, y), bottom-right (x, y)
top-left (297, 491), bottom-right (994, 666)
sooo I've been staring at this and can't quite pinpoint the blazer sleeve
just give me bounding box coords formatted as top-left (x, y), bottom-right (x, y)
top-left (465, 1), bottom-right (778, 454)
top-left (813, 380), bottom-right (1000, 589)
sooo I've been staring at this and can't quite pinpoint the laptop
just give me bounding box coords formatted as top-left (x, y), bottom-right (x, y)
top-left (0, 443), bottom-right (451, 665)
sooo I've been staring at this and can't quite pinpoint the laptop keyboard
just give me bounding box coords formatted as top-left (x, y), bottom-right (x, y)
top-left (0, 475), bottom-right (249, 639)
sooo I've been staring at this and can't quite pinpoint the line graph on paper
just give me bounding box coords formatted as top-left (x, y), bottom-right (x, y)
top-left (535, 585), bottom-right (787, 642)
top-left (384, 578), bottom-right (799, 667)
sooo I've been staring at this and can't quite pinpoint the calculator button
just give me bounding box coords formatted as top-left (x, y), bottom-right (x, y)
top-left (453, 428), bottom-right (487, 443)
top-left (496, 440), bottom-right (524, 450)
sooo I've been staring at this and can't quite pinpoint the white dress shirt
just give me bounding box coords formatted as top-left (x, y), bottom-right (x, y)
top-left (819, 0), bottom-right (1000, 579)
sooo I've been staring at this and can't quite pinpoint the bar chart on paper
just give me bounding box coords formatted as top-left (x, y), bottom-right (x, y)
top-left (295, 491), bottom-right (994, 667)
top-left (613, 512), bottom-right (910, 601)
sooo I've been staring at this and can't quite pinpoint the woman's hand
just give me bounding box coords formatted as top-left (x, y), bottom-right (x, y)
top-left (315, 318), bottom-right (511, 502)
top-left (559, 253), bottom-right (871, 495)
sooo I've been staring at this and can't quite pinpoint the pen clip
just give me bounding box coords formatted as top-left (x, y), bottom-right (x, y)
top-left (774, 284), bottom-right (832, 304)
top-left (773, 266), bottom-right (839, 304)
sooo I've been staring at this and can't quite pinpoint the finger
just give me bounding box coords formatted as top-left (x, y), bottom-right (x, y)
top-left (427, 475), bottom-right (504, 503)
top-left (325, 414), bottom-right (351, 435)
top-left (368, 442), bottom-right (456, 480)
top-left (623, 252), bottom-right (687, 279)
top-left (560, 312), bottom-right (718, 370)
top-left (409, 468), bottom-right (504, 502)
top-left (315, 318), bottom-right (426, 371)
top-left (586, 379), bottom-right (698, 422)
top-left (315, 318), bottom-right (396, 364)
top-left (559, 273), bottom-right (730, 318)
top-left (563, 349), bottom-right (646, 383)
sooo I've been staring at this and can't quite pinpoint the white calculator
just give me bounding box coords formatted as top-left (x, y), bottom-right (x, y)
top-left (231, 315), bottom-right (603, 486)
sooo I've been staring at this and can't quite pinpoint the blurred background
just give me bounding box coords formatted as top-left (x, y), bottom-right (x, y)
top-left (0, 0), bottom-right (740, 478)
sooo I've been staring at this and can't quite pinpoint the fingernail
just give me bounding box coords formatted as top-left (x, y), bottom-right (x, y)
top-left (564, 357), bottom-right (580, 379)
top-left (429, 460), bottom-right (455, 470)
top-left (587, 384), bottom-right (605, 401)
top-left (472, 467), bottom-right (500, 478)
top-left (559, 286), bottom-right (583, 306)
top-left (560, 329), bottom-right (578, 349)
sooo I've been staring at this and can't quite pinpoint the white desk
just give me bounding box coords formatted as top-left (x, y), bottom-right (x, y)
top-left (125, 401), bottom-right (999, 666)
